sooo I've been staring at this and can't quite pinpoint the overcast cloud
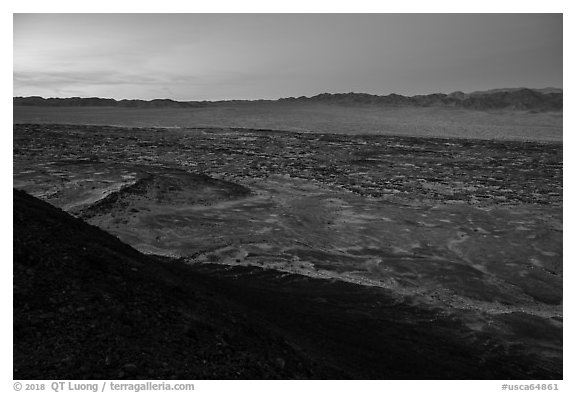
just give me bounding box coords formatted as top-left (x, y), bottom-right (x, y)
top-left (13, 13), bottom-right (562, 100)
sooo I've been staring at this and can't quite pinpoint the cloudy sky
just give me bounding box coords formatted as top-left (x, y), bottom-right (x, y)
top-left (13, 13), bottom-right (562, 101)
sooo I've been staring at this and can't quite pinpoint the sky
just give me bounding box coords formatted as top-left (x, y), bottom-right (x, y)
top-left (13, 13), bottom-right (563, 101)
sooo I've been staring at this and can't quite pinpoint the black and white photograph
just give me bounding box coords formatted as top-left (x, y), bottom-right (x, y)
top-left (10, 5), bottom-right (567, 388)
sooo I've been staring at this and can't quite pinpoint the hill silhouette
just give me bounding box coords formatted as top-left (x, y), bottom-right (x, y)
top-left (13, 88), bottom-right (562, 112)
top-left (13, 96), bottom-right (208, 109)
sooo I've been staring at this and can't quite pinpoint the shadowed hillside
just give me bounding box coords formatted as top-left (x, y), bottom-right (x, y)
top-left (13, 189), bottom-right (323, 379)
top-left (13, 189), bottom-right (561, 379)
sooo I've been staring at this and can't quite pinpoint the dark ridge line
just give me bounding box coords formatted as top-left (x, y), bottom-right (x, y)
top-left (13, 88), bottom-right (563, 112)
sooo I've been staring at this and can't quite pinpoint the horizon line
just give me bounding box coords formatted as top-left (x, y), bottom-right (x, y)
top-left (13, 87), bottom-right (563, 103)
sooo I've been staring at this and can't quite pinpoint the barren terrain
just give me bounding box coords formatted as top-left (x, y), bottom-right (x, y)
top-left (13, 120), bottom-right (562, 378)
top-left (13, 103), bottom-right (562, 141)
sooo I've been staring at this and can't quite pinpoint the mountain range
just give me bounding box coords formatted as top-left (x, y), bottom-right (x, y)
top-left (13, 88), bottom-right (562, 112)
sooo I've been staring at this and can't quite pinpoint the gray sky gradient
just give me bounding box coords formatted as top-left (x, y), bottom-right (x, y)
top-left (13, 13), bottom-right (562, 100)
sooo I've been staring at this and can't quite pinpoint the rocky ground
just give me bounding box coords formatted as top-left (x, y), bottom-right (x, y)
top-left (13, 124), bottom-right (563, 379)
top-left (13, 189), bottom-right (561, 379)
top-left (13, 124), bottom-right (562, 205)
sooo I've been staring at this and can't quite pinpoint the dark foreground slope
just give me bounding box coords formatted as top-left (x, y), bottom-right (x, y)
top-left (13, 189), bottom-right (321, 379)
top-left (13, 189), bottom-right (561, 379)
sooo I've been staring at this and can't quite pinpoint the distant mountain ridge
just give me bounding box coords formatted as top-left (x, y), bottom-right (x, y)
top-left (13, 87), bottom-right (563, 112)
top-left (12, 96), bottom-right (208, 109)
top-left (468, 87), bottom-right (563, 95)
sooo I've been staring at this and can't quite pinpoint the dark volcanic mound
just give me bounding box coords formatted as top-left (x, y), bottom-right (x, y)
top-left (80, 170), bottom-right (251, 219)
